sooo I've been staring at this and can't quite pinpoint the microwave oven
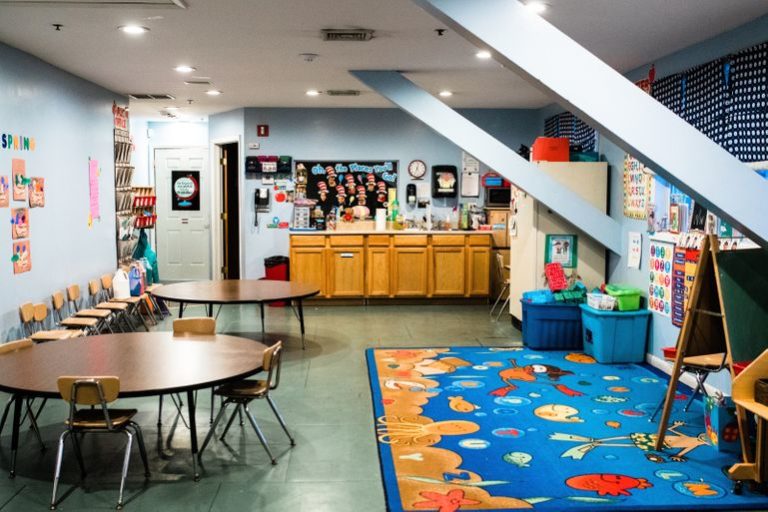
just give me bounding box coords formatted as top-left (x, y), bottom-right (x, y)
top-left (485, 187), bottom-right (511, 207)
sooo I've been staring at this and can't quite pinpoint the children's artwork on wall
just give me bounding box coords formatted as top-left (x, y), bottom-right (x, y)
top-left (627, 231), bottom-right (642, 269)
top-left (11, 207), bottom-right (28, 239)
top-left (0, 176), bottom-right (9, 207)
top-left (544, 234), bottom-right (578, 268)
top-left (11, 239), bottom-right (31, 274)
top-left (648, 240), bottom-right (674, 317)
top-left (12, 158), bottom-right (28, 201)
top-left (28, 177), bottom-right (44, 208)
top-left (622, 155), bottom-right (652, 219)
top-left (668, 204), bottom-right (680, 233)
top-left (297, 160), bottom-right (398, 216)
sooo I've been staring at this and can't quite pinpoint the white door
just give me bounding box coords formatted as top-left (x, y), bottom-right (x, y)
top-left (155, 147), bottom-right (211, 281)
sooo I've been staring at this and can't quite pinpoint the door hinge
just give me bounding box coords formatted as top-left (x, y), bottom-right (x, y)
top-left (221, 266), bottom-right (228, 275)
top-left (220, 212), bottom-right (227, 221)
top-left (220, 158), bottom-right (227, 166)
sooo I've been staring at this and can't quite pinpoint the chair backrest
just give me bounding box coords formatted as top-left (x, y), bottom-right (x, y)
top-left (51, 291), bottom-right (67, 314)
top-left (88, 279), bottom-right (102, 305)
top-left (58, 376), bottom-right (120, 404)
top-left (173, 317), bottom-right (216, 335)
top-left (19, 302), bottom-right (34, 324)
top-left (67, 284), bottom-right (82, 310)
top-left (0, 338), bottom-right (33, 355)
top-left (263, 341), bottom-right (283, 390)
top-left (33, 303), bottom-right (49, 324)
top-left (101, 274), bottom-right (113, 294)
top-left (495, 252), bottom-right (506, 281)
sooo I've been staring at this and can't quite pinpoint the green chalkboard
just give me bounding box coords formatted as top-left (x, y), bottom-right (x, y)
top-left (717, 248), bottom-right (768, 363)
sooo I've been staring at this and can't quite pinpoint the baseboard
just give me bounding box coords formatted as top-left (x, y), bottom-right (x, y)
top-left (645, 352), bottom-right (726, 396)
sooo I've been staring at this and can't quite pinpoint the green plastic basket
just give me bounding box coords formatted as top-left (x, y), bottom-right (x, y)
top-left (604, 284), bottom-right (642, 311)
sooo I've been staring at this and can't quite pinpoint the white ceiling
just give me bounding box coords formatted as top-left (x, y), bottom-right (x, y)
top-left (0, 0), bottom-right (767, 119)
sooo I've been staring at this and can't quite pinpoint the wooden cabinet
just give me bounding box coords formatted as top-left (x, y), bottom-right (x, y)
top-left (392, 247), bottom-right (429, 297)
top-left (467, 246), bottom-right (491, 296)
top-left (290, 247), bottom-right (327, 297)
top-left (327, 247), bottom-right (365, 297)
top-left (432, 246), bottom-right (466, 296)
top-left (366, 247), bottom-right (391, 297)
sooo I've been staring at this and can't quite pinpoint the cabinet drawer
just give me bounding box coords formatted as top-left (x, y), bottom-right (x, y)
top-left (291, 235), bottom-right (326, 247)
top-left (329, 235), bottom-right (364, 247)
top-left (393, 235), bottom-right (427, 246)
top-left (367, 235), bottom-right (390, 246)
top-left (431, 235), bottom-right (465, 246)
top-left (468, 235), bottom-right (491, 247)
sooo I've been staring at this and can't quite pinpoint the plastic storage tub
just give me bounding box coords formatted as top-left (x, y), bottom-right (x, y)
top-left (604, 284), bottom-right (642, 311)
top-left (579, 304), bottom-right (651, 363)
top-left (521, 301), bottom-right (583, 350)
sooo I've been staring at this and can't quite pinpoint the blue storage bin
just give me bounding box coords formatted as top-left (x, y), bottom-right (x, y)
top-left (521, 301), bottom-right (583, 350)
top-left (579, 304), bottom-right (651, 363)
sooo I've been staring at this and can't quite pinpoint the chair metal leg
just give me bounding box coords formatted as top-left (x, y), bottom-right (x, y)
top-left (244, 405), bottom-right (277, 465)
top-left (495, 296), bottom-right (511, 322)
top-left (684, 372), bottom-right (709, 412)
top-left (70, 430), bottom-right (86, 478)
top-left (169, 393), bottom-right (190, 430)
top-left (649, 393), bottom-right (665, 423)
top-left (210, 388), bottom-right (215, 424)
top-left (266, 396), bottom-right (295, 446)
top-left (199, 403), bottom-right (229, 458)
top-left (117, 431), bottom-right (133, 510)
top-left (490, 282), bottom-right (509, 317)
top-left (25, 399), bottom-right (45, 452)
top-left (50, 431), bottom-right (69, 510)
top-left (129, 422), bottom-right (150, 477)
top-left (0, 395), bottom-right (13, 435)
top-left (157, 395), bottom-right (164, 427)
top-left (220, 404), bottom-right (240, 440)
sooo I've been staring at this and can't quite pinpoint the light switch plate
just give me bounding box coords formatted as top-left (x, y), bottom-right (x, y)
top-left (248, 142), bottom-right (260, 150)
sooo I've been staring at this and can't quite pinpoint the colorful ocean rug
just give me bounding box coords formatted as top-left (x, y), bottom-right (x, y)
top-left (366, 347), bottom-right (768, 511)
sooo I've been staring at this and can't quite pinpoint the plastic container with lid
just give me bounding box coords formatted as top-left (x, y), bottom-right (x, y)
top-left (604, 284), bottom-right (642, 311)
top-left (579, 304), bottom-right (650, 363)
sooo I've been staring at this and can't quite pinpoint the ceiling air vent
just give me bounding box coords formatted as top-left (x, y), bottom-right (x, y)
top-left (321, 29), bottom-right (374, 42)
top-left (326, 89), bottom-right (361, 97)
top-left (183, 80), bottom-right (212, 86)
top-left (128, 93), bottom-right (176, 100)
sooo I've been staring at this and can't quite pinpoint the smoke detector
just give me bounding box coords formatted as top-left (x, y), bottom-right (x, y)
top-left (321, 29), bottom-right (374, 42)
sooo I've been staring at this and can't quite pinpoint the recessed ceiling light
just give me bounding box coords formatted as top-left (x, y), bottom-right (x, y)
top-left (306, 89), bottom-right (321, 97)
top-left (206, 89), bottom-right (222, 96)
top-left (439, 90), bottom-right (453, 97)
top-left (476, 50), bottom-right (492, 59)
top-left (119, 25), bottom-right (149, 35)
top-left (165, 106), bottom-right (180, 111)
top-left (174, 65), bottom-right (196, 73)
top-left (525, 1), bottom-right (548, 14)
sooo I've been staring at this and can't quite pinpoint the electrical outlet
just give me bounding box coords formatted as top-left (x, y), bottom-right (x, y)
top-left (248, 142), bottom-right (260, 150)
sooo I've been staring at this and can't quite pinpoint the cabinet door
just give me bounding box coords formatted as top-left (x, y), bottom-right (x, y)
top-left (467, 246), bottom-right (491, 296)
top-left (432, 246), bottom-right (466, 296)
top-left (328, 247), bottom-right (365, 297)
top-left (290, 247), bottom-right (326, 297)
top-left (392, 248), bottom-right (428, 297)
top-left (366, 247), bottom-right (391, 297)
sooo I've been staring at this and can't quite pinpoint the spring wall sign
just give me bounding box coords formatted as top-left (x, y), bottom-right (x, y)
top-left (1, 133), bottom-right (36, 152)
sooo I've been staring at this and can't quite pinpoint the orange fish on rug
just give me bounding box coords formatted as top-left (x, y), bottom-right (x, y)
top-left (566, 473), bottom-right (652, 496)
top-left (447, 396), bottom-right (479, 413)
top-left (490, 359), bottom-right (583, 397)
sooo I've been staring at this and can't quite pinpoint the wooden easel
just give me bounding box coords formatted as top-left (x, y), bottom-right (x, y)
top-left (654, 234), bottom-right (768, 487)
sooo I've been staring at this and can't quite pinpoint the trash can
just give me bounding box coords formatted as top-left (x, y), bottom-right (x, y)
top-left (579, 304), bottom-right (650, 363)
top-left (521, 300), bottom-right (583, 350)
top-left (264, 256), bottom-right (289, 307)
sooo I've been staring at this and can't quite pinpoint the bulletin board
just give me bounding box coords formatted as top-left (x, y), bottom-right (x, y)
top-left (297, 160), bottom-right (398, 216)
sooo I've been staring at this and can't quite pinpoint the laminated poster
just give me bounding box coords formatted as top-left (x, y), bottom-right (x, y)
top-left (28, 177), bottom-right (44, 208)
top-left (627, 231), bottom-right (642, 269)
top-left (11, 208), bottom-right (28, 239)
top-left (623, 155), bottom-right (652, 220)
top-left (0, 176), bottom-right (8, 207)
top-left (12, 239), bottom-right (31, 274)
top-left (648, 240), bottom-right (674, 317)
top-left (89, 159), bottom-right (100, 221)
top-left (12, 159), bottom-right (27, 201)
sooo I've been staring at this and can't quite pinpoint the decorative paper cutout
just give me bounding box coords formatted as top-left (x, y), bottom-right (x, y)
top-left (0, 175), bottom-right (9, 207)
top-left (11, 207), bottom-right (28, 239)
top-left (28, 177), bottom-right (45, 208)
top-left (12, 239), bottom-right (31, 274)
top-left (12, 159), bottom-right (28, 201)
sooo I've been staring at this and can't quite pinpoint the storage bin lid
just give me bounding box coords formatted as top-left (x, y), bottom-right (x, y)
top-left (579, 304), bottom-right (651, 316)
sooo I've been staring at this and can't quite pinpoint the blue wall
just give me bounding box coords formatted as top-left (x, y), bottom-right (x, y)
top-left (211, 107), bottom-right (539, 278)
top-left (599, 16), bottom-right (768, 392)
top-left (0, 43), bottom-right (123, 340)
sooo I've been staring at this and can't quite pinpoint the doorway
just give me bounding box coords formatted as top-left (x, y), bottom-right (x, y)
top-left (219, 142), bottom-right (240, 279)
top-left (155, 147), bottom-right (211, 281)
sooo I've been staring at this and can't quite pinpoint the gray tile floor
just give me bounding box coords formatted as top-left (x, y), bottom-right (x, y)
top-left (0, 304), bottom-right (520, 511)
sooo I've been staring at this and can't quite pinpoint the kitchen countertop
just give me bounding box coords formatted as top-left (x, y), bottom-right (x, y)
top-left (290, 229), bottom-right (494, 235)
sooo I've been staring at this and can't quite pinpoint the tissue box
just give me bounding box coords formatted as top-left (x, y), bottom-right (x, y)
top-left (703, 396), bottom-right (740, 453)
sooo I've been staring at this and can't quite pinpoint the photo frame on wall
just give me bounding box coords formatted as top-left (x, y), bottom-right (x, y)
top-left (545, 234), bottom-right (578, 268)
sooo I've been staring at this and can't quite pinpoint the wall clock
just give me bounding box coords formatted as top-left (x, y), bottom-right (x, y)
top-left (408, 159), bottom-right (427, 180)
